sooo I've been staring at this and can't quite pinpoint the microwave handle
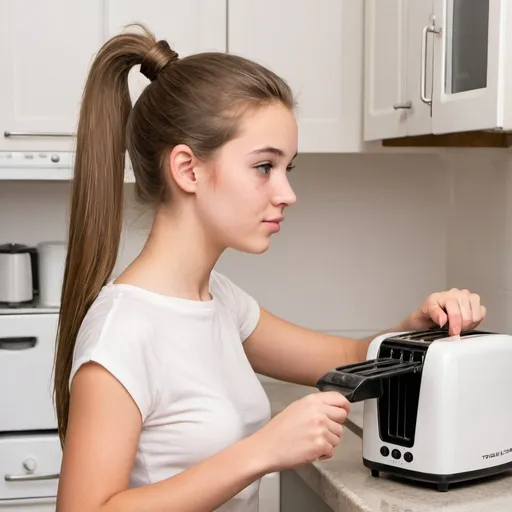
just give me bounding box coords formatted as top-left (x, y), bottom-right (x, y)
top-left (0, 337), bottom-right (37, 350)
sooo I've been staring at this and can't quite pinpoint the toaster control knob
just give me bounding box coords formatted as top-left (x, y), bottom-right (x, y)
top-left (404, 452), bottom-right (414, 463)
top-left (391, 449), bottom-right (401, 460)
top-left (380, 446), bottom-right (389, 457)
top-left (22, 458), bottom-right (37, 473)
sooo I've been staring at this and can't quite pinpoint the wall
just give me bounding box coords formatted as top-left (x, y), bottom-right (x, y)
top-left (445, 150), bottom-right (512, 333)
top-left (0, 152), bottom-right (456, 338)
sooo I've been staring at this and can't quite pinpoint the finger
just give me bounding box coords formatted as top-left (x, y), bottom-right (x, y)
top-left (325, 427), bottom-right (342, 446)
top-left (319, 446), bottom-right (335, 461)
top-left (324, 404), bottom-right (348, 425)
top-left (317, 431), bottom-right (341, 460)
top-left (468, 293), bottom-right (482, 324)
top-left (444, 296), bottom-right (462, 335)
top-left (456, 290), bottom-right (474, 331)
top-left (326, 419), bottom-right (344, 437)
top-left (316, 391), bottom-right (351, 412)
top-left (429, 302), bottom-right (448, 328)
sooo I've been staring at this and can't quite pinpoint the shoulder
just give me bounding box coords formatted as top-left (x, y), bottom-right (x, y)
top-left (70, 285), bottom-right (161, 420)
top-left (73, 285), bottom-right (156, 359)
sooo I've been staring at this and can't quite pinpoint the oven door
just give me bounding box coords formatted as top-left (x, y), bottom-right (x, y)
top-left (0, 313), bottom-right (58, 431)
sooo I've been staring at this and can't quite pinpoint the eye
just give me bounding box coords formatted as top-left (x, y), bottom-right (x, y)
top-left (255, 163), bottom-right (273, 175)
top-left (286, 164), bottom-right (295, 173)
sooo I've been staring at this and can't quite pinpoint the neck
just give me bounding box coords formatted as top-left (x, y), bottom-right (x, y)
top-left (116, 205), bottom-right (224, 301)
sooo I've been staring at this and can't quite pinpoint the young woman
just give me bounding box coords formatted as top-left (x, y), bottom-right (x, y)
top-left (54, 25), bottom-right (486, 512)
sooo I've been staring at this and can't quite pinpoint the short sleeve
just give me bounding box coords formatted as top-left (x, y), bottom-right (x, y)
top-left (211, 271), bottom-right (261, 342)
top-left (69, 298), bottom-right (160, 421)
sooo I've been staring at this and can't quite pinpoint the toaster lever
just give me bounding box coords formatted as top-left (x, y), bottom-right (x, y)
top-left (316, 358), bottom-right (422, 402)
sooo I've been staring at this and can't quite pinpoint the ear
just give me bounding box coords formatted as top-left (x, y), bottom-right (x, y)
top-left (167, 144), bottom-right (201, 194)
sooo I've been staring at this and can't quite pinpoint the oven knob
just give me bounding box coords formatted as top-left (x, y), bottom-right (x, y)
top-left (22, 458), bottom-right (37, 473)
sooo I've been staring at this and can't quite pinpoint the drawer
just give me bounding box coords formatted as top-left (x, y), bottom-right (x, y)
top-left (0, 497), bottom-right (56, 511)
top-left (0, 313), bottom-right (58, 431)
top-left (0, 433), bottom-right (61, 500)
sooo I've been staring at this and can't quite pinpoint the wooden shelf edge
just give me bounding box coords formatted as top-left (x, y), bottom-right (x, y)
top-left (382, 131), bottom-right (512, 148)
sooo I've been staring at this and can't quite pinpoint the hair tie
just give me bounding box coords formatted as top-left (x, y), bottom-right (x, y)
top-left (140, 40), bottom-right (179, 82)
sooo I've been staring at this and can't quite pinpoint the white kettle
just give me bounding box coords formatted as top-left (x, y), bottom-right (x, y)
top-left (0, 243), bottom-right (38, 305)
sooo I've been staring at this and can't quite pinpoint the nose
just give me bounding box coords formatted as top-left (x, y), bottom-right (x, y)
top-left (272, 175), bottom-right (297, 207)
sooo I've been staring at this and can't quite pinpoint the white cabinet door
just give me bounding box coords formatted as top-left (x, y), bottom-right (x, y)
top-left (0, 0), bottom-right (104, 152)
top-left (105, 0), bottom-right (226, 105)
top-left (228, 1), bottom-right (364, 153)
top-left (364, 0), bottom-right (409, 141)
top-left (364, 0), bottom-right (434, 140)
top-left (405, 0), bottom-right (435, 136)
top-left (431, 0), bottom-right (502, 133)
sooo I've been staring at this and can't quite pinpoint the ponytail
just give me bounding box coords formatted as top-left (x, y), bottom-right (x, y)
top-left (53, 26), bottom-right (158, 446)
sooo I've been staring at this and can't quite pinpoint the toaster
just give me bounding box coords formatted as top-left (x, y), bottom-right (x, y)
top-left (317, 327), bottom-right (512, 492)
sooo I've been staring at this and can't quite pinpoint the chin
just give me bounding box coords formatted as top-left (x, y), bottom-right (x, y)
top-left (230, 237), bottom-right (271, 255)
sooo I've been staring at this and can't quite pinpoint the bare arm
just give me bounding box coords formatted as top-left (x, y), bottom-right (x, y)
top-left (244, 286), bottom-right (488, 388)
top-left (243, 307), bottom-right (406, 387)
top-left (57, 362), bottom-right (268, 512)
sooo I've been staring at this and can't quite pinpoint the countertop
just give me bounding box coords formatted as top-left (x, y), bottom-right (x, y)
top-left (262, 380), bottom-right (512, 512)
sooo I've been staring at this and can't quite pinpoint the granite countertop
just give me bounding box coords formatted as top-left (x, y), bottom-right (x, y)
top-left (262, 380), bottom-right (512, 512)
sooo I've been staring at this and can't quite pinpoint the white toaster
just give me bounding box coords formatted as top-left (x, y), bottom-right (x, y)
top-left (317, 327), bottom-right (512, 492)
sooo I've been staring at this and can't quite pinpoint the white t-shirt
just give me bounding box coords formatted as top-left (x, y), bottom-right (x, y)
top-left (69, 270), bottom-right (271, 512)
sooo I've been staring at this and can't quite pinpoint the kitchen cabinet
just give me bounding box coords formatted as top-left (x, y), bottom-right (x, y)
top-left (0, 0), bottom-right (226, 180)
top-left (0, 0), bottom-right (104, 152)
top-left (280, 470), bottom-right (332, 512)
top-left (228, 0), bottom-right (365, 153)
top-left (105, 0), bottom-right (226, 105)
top-left (364, 0), bottom-right (512, 141)
top-left (364, 0), bottom-right (433, 140)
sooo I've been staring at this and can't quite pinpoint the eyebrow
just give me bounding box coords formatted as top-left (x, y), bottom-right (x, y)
top-left (250, 146), bottom-right (298, 159)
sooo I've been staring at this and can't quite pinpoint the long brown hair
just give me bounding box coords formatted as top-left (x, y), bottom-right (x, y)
top-left (53, 24), bottom-right (295, 445)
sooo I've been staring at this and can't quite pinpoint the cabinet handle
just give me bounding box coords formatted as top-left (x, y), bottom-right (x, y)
top-left (420, 19), bottom-right (441, 106)
top-left (5, 472), bottom-right (59, 482)
top-left (393, 102), bottom-right (412, 110)
top-left (4, 131), bottom-right (75, 138)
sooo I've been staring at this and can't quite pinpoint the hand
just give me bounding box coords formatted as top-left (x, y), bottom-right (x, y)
top-left (253, 391), bottom-right (350, 473)
top-left (401, 288), bottom-right (487, 336)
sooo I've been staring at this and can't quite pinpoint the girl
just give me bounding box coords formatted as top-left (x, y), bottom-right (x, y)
top-left (54, 25), bottom-right (486, 512)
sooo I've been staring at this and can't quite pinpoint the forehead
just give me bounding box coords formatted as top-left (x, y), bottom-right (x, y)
top-left (232, 103), bottom-right (298, 158)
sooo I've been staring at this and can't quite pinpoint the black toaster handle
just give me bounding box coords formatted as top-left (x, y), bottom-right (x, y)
top-left (316, 358), bottom-right (422, 403)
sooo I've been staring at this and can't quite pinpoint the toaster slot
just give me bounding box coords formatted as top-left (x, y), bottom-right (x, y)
top-left (377, 343), bottom-right (426, 448)
top-left (316, 358), bottom-right (422, 403)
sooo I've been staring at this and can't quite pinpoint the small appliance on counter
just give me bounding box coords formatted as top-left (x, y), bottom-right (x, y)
top-left (0, 243), bottom-right (39, 307)
top-left (317, 327), bottom-right (512, 492)
top-left (37, 241), bottom-right (67, 307)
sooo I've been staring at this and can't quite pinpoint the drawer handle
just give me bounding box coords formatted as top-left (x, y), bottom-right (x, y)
top-left (4, 131), bottom-right (75, 138)
top-left (0, 337), bottom-right (37, 350)
top-left (5, 472), bottom-right (59, 482)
